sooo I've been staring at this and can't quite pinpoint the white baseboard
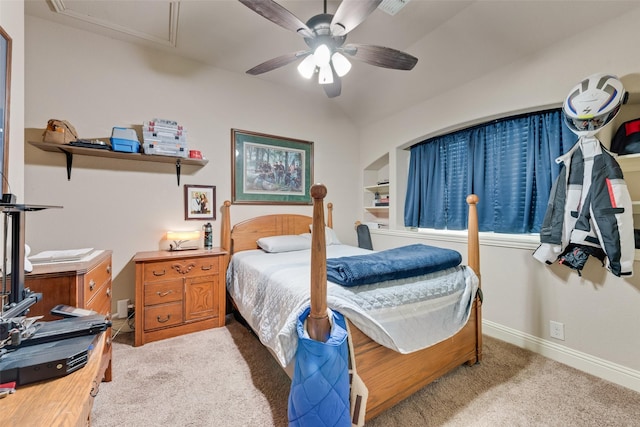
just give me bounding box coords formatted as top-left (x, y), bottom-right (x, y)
top-left (483, 320), bottom-right (640, 393)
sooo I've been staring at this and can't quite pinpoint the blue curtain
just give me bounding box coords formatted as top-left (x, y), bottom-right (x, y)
top-left (404, 109), bottom-right (576, 233)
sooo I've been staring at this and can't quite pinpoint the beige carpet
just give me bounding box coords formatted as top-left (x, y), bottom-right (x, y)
top-left (92, 316), bottom-right (640, 426)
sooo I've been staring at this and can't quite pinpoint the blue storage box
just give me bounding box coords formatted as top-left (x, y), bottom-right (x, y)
top-left (110, 127), bottom-right (140, 153)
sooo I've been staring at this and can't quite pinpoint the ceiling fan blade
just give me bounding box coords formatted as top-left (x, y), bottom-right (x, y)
top-left (239, 0), bottom-right (314, 38)
top-left (323, 78), bottom-right (341, 98)
top-left (246, 50), bottom-right (310, 75)
top-left (331, 0), bottom-right (383, 36)
top-left (342, 43), bottom-right (418, 70)
top-left (322, 65), bottom-right (341, 98)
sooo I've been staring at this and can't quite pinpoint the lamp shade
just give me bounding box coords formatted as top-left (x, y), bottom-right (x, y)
top-left (297, 54), bottom-right (316, 79)
top-left (318, 64), bottom-right (334, 85)
top-left (166, 230), bottom-right (200, 251)
top-left (314, 44), bottom-right (331, 67)
top-left (331, 52), bottom-right (351, 77)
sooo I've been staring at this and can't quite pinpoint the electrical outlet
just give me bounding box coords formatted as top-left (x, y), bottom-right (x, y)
top-left (550, 320), bottom-right (565, 341)
top-left (117, 299), bottom-right (130, 319)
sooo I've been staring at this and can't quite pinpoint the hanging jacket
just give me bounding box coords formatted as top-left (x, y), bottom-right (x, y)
top-left (533, 137), bottom-right (634, 277)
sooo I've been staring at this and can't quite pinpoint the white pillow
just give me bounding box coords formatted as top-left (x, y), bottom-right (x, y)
top-left (308, 225), bottom-right (341, 246)
top-left (257, 235), bottom-right (311, 253)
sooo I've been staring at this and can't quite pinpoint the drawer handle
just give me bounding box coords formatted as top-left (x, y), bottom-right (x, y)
top-left (107, 265), bottom-right (111, 274)
top-left (156, 315), bottom-right (171, 324)
top-left (90, 380), bottom-right (99, 398)
top-left (89, 279), bottom-right (96, 291)
top-left (153, 269), bottom-right (166, 276)
top-left (106, 288), bottom-right (111, 296)
top-left (156, 290), bottom-right (173, 297)
top-left (201, 265), bottom-right (213, 271)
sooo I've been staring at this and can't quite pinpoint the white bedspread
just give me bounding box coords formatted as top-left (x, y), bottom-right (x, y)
top-left (226, 244), bottom-right (479, 367)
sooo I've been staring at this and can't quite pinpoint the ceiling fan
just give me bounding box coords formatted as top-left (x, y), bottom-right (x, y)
top-left (239, 0), bottom-right (418, 98)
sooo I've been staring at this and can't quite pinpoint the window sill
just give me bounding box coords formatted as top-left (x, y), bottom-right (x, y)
top-left (370, 228), bottom-right (540, 251)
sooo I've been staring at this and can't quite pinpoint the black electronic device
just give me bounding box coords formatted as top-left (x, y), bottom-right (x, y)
top-left (10, 314), bottom-right (110, 349)
top-left (69, 139), bottom-right (110, 150)
top-left (50, 304), bottom-right (97, 318)
top-left (1, 193), bottom-right (16, 204)
top-left (0, 334), bottom-right (96, 386)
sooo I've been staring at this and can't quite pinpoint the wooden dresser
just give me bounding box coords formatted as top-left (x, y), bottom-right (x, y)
top-left (24, 250), bottom-right (113, 382)
top-left (133, 248), bottom-right (227, 346)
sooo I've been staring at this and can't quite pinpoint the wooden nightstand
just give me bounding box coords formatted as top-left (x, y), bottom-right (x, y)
top-left (133, 248), bottom-right (227, 346)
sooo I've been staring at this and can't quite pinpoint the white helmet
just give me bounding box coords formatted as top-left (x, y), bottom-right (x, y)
top-left (563, 73), bottom-right (626, 136)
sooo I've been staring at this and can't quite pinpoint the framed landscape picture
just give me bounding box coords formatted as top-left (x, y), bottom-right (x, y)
top-left (231, 129), bottom-right (313, 205)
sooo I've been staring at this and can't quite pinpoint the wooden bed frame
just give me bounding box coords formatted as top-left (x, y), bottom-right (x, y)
top-left (221, 184), bottom-right (482, 421)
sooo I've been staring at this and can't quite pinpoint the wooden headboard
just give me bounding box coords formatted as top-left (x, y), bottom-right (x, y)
top-left (220, 200), bottom-right (333, 255)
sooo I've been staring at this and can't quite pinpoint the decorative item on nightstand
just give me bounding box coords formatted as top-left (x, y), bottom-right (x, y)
top-left (203, 223), bottom-right (213, 249)
top-left (166, 230), bottom-right (200, 251)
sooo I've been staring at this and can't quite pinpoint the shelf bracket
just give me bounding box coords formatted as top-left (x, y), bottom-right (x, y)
top-left (63, 150), bottom-right (73, 180)
top-left (175, 159), bottom-right (181, 186)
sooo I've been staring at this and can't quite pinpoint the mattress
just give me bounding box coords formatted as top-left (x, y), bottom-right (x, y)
top-left (226, 244), bottom-right (479, 367)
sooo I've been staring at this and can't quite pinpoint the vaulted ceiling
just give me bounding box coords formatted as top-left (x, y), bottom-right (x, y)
top-left (25, 0), bottom-right (640, 125)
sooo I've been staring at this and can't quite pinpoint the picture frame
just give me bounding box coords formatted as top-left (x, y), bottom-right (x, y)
top-left (184, 184), bottom-right (216, 220)
top-left (0, 26), bottom-right (12, 194)
top-left (231, 128), bottom-right (313, 205)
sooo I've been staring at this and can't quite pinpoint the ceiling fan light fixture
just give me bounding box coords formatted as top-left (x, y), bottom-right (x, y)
top-left (313, 44), bottom-right (331, 67)
top-left (297, 54), bottom-right (316, 79)
top-left (318, 64), bottom-right (334, 85)
top-left (331, 52), bottom-right (351, 77)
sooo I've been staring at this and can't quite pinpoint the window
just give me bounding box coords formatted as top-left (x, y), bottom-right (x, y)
top-left (404, 109), bottom-right (577, 233)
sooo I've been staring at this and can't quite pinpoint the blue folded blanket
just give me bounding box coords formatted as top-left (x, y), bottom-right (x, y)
top-left (326, 244), bottom-right (462, 287)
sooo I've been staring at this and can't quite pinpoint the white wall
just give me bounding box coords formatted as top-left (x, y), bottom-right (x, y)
top-left (23, 16), bottom-right (359, 309)
top-left (360, 6), bottom-right (640, 389)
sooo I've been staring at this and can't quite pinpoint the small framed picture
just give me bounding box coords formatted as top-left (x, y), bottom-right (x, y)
top-left (184, 184), bottom-right (215, 220)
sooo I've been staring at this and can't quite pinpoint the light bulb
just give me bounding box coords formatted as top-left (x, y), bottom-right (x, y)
top-left (297, 54), bottom-right (316, 79)
top-left (318, 64), bottom-right (334, 85)
top-left (314, 44), bottom-right (331, 67)
top-left (331, 52), bottom-right (351, 77)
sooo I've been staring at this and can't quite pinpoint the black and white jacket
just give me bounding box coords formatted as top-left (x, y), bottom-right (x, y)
top-left (533, 137), bottom-right (634, 277)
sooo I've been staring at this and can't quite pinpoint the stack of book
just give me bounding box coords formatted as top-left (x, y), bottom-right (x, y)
top-left (142, 118), bottom-right (189, 158)
top-left (375, 194), bottom-right (389, 207)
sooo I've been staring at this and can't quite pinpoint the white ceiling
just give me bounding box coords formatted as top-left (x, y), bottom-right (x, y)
top-left (25, 0), bottom-right (640, 126)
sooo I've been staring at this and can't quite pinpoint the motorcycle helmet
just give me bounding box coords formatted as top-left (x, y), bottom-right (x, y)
top-left (563, 73), bottom-right (626, 136)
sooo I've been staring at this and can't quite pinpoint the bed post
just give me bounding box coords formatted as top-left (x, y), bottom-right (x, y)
top-left (307, 184), bottom-right (331, 342)
top-left (327, 202), bottom-right (333, 228)
top-left (221, 200), bottom-right (231, 252)
top-left (466, 194), bottom-right (482, 362)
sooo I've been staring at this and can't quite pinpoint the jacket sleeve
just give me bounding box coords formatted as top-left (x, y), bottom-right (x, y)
top-left (589, 154), bottom-right (634, 277)
top-left (533, 167), bottom-right (567, 264)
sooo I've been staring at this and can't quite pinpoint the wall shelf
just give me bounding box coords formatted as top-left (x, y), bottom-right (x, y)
top-left (364, 206), bottom-right (389, 212)
top-left (28, 140), bottom-right (208, 185)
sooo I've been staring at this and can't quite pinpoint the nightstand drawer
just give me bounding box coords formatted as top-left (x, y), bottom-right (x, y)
top-left (84, 256), bottom-right (112, 304)
top-left (145, 281), bottom-right (183, 306)
top-left (144, 302), bottom-right (183, 330)
top-left (142, 257), bottom-right (219, 281)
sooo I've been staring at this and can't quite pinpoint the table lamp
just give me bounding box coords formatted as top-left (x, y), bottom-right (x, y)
top-left (166, 230), bottom-right (200, 251)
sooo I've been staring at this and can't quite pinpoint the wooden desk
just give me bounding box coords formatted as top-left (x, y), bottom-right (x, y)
top-left (2, 333), bottom-right (107, 427)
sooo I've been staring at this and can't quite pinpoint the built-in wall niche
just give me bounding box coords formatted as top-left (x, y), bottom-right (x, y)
top-left (363, 153), bottom-right (390, 229)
